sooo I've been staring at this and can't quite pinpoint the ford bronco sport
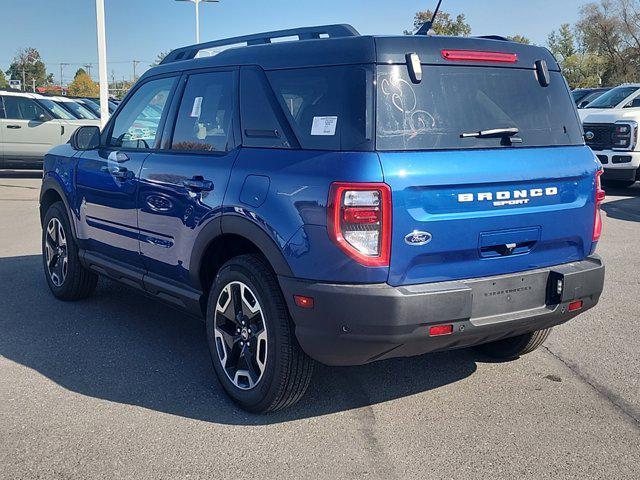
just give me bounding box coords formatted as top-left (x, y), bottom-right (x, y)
top-left (39, 24), bottom-right (605, 412)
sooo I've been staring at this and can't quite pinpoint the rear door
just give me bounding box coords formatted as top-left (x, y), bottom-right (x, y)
top-left (75, 75), bottom-right (178, 270)
top-left (0, 95), bottom-right (64, 167)
top-left (137, 69), bottom-right (240, 286)
top-left (375, 63), bottom-right (597, 287)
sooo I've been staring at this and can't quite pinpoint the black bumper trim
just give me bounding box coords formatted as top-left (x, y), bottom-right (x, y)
top-left (602, 167), bottom-right (637, 181)
top-left (279, 256), bottom-right (605, 366)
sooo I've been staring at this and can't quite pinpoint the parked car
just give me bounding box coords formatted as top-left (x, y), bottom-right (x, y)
top-left (49, 96), bottom-right (100, 121)
top-left (75, 97), bottom-right (117, 117)
top-left (572, 87), bottom-right (611, 108)
top-left (0, 90), bottom-right (97, 169)
top-left (40, 25), bottom-right (605, 412)
top-left (579, 83), bottom-right (640, 187)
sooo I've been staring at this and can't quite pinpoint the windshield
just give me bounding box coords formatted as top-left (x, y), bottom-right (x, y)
top-left (59, 100), bottom-right (97, 119)
top-left (376, 65), bottom-right (583, 151)
top-left (585, 86), bottom-right (640, 109)
top-left (37, 98), bottom-right (76, 120)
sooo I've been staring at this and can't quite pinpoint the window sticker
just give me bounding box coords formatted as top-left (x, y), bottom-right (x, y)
top-left (190, 97), bottom-right (203, 118)
top-left (311, 116), bottom-right (338, 136)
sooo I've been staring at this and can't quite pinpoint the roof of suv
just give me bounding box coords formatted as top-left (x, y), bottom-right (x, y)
top-left (144, 24), bottom-right (559, 80)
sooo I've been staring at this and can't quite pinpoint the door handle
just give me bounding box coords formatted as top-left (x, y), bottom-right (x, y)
top-left (183, 176), bottom-right (214, 192)
top-left (7, 125), bottom-right (21, 129)
top-left (101, 165), bottom-right (134, 180)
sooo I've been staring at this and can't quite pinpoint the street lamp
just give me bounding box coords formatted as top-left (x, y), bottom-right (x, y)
top-left (95, 0), bottom-right (109, 128)
top-left (175, 0), bottom-right (220, 44)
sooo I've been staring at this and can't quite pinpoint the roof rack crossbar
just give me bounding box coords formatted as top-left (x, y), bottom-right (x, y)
top-left (161, 24), bottom-right (360, 65)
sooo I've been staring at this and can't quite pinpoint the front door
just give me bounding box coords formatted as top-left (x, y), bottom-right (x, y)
top-left (0, 95), bottom-right (65, 168)
top-left (74, 76), bottom-right (178, 270)
top-left (137, 70), bottom-right (239, 287)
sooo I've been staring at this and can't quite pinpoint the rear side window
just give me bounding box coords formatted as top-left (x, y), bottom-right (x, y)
top-left (172, 71), bottom-right (236, 152)
top-left (108, 76), bottom-right (175, 149)
top-left (267, 66), bottom-right (373, 151)
top-left (3, 96), bottom-right (48, 121)
top-left (376, 65), bottom-right (584, 151)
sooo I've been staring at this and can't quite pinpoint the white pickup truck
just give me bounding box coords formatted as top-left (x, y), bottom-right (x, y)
top-left (579, 83), bottom-right (640, 188)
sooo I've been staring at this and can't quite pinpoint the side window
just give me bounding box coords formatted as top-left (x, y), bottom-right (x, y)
top-left (108, 77), bottom-right (176, 149)
top-left (0, 97), bottom-right (5, 119)
top-left (267, 66), bottom-right (374, 151)
top-left (240, 67), bottom-right (293, 149)
top-left (3, 96), bottom-right (47, 121)
top-left (172, 71), bottom-right (235, 152)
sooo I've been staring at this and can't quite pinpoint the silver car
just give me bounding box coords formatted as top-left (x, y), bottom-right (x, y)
top-left (0, 91), bottom-right (99, 169)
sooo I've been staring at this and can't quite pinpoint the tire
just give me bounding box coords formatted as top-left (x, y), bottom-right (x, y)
top-left (206, 254), bottom-right (314, 413)
top-left (42, 201), bottom-right (98, 301)
top-left (603, 180), bottom-right (636, 189)
top-left (475, 328), bottom-right (552, 360)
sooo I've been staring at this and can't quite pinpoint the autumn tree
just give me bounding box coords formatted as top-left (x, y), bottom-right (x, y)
top-left (404, 10), bottom-right (471, 36)
top-left (0, 70), bottom-right (8, 89)
top-left (74, 68), bottom-right (88, 79)
top-left (68, 71), bottom-right (100, 97)
top-left (6, 47), bottom-right (51, 89)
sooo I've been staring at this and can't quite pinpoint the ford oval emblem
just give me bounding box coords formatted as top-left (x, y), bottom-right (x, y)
top-left (585, 131), bottom-right (595, 141)
top-left (405, 230), bottom-right (432, 246)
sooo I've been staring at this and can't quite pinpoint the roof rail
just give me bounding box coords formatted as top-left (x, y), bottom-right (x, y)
top-left (161, 24), bottom-right (360, 65)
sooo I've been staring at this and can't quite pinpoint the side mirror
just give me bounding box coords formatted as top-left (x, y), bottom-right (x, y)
top-left (624, 99), bottom-right (640, 108)
top-left (71, 126), bottom-right (100, 151)
top-left (577, 101), bottom-right (589, 109)
top-left (38, 113), bottom-right (52, 122)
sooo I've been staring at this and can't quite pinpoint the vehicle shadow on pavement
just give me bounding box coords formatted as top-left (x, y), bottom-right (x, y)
top-left (0, 255), bottom-right (478, 425)
top-left (0, 170), bottom-right (42, 179)
top-left (602, 196), bottom-right (640, 223)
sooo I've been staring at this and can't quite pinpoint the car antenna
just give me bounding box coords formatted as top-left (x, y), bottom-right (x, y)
top-left (416, 0), bottom-right (443, 36)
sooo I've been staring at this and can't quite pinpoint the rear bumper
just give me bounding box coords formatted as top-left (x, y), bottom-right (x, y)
top-left (279, 256), bottom-right (605, 366)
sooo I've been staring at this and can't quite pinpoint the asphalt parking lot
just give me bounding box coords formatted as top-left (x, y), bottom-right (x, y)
top-left (0, 173), bottom-right (638, 480)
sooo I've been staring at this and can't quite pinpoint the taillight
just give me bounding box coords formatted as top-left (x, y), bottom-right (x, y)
top-left (328, 182), bottom-right (392, 267)
top-left (441, 49), bottom-right (518, 63)
top-left (593, 169), bottom-right (606, 242)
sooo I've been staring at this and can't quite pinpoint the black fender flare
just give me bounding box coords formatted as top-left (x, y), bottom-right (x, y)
top-left (40, 177), bottom-right (78, 239)
top-left (188, 214), bottom-right (294, 290)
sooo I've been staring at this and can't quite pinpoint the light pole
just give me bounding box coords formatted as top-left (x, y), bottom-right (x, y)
top-left (175, 0), bottom-right (220, 44)
top-left (95, 0), bottom-right (109, 127)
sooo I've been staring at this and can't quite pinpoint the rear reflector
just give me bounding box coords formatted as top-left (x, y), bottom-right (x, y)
top-left (441, 49), bottom-right (518, 63)
top-left (429, 324), bottom-right (454, 337)
top-left (294, 295), bottom-right (314, 309)
top-left (568, 300), bottom-right (583, 312)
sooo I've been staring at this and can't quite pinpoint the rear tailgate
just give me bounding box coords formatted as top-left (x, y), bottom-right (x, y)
top-left (380, 146), bottom-right (598, 286)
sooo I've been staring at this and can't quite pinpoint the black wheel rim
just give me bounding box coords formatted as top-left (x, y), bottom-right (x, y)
top-left (214, 281), bottom-right (268, 390)
top-left (44, 218), bottom-right (68, 287)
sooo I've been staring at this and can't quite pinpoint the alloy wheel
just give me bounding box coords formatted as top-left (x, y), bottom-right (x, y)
top-left (44, 218), bottom-right (68, 287)
top-left (214, 281), bottom-right (268, 390)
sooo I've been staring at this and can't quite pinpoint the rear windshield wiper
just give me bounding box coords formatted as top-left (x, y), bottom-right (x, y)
top-left (460, 127), bottom-right (522, 145)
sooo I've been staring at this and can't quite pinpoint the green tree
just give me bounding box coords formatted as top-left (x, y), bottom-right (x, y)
top-left (404, 10), bottom-right (471, 36)
top-left (506, 35), bottom-right (531, 44)
top-left (5, 47), bottom-right (49, 90)
top-left (68, 72), bottom-right (99, 97)
top-left (546, 22), bottom-right (607, 88)
top-left (150, 51), bottom-right (169, 67)
top-left (0, 70), bottom-right (8, 88)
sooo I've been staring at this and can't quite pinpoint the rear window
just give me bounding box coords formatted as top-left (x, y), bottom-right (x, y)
top-left (267, 66), bottom-right (373, 151)
top-left (376, 65), bottom-right (584, 151)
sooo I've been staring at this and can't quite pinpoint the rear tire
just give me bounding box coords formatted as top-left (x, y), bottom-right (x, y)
top-left (603, 180), bottom-right (636, 189)
top-left (475, 328), bottom-right (552, 360)
top-left (42, 202), bottom-right (98, 301)
top-left (206, 254), bottom-right (314, 413)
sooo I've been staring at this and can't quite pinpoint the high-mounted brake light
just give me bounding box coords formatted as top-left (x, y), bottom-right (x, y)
top-left (328, 183), bottom-right (392, 267)
top-left (593, 169), bottom-right (606, 242)
top-left (441, 49), bottom-right (518, 63)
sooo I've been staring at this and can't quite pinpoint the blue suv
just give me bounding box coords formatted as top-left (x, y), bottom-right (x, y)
top-left (40, 25), bottom-right (606, 412)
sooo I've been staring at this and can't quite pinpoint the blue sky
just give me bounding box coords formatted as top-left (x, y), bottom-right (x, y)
top-left (0, 0), bottom-right (590, 84)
